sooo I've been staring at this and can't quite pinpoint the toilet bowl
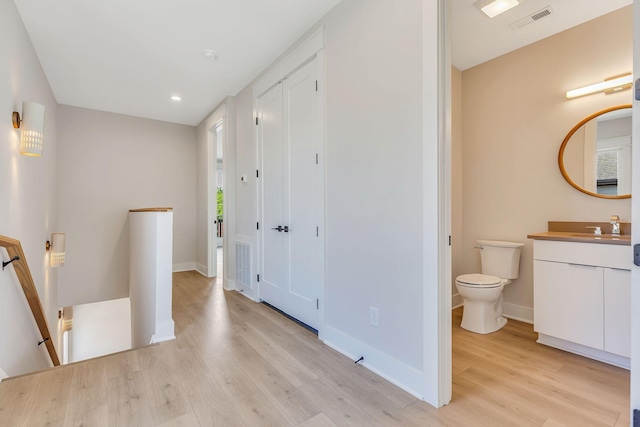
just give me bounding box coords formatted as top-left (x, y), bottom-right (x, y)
top-left (456, 274), bottom-right (508, 334)
top-left (455, 240), bottom-right (524, 334)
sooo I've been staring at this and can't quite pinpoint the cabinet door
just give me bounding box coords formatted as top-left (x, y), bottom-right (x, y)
top-left (534, 260), bottom-right (604, 349)
top-left (604, 268), bottom-right (631, 357)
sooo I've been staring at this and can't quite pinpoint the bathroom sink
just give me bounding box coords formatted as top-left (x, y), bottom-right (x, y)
top-left (527, 231), bottom-right (630, 246)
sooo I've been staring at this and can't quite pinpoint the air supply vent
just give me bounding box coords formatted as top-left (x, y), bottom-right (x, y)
top-left (235, 241), bottom-right (252, 288)
top-left (509, 6), bottom-right (553, 31)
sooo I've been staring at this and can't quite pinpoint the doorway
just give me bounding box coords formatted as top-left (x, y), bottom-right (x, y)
top-left (207, 106), bottom-right (226, 280)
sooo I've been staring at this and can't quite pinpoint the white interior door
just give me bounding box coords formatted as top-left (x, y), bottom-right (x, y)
top-left (282, 58), bottom-right (321, 329)
top-left (257, 57), bottom-right (322, 330)
top-left (257, 83), bottom-right (286, 308)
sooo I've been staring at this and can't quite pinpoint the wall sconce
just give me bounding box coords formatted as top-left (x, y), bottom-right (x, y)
top-left (45, 233), bottom-right (65, 267)
top-left (12, 101), bottom-right (45, 157)
top-left (566, 73), bottom-right (633, 99)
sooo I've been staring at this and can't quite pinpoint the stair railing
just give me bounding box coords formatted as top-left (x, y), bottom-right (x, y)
top-left (0, 235), bottom-right (60, 366)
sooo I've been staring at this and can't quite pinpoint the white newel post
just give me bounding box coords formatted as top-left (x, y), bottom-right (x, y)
top-left (129, 208), bottom-right (175, 348)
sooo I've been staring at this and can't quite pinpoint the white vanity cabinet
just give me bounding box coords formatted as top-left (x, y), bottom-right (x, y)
top-left (532, 239), bottom-right (631, 368)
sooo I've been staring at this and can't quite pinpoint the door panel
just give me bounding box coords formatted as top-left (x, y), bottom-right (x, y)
top-left (283, 59), bottom-right (320, 328)
top-left (257, 84), bottom-right (285, 307)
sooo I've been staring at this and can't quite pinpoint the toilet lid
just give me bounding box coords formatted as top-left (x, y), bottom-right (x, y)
top-left (456, 273), bottom-right (502, 287)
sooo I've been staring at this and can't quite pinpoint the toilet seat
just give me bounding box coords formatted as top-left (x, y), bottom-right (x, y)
top-left (456, 273), bottom-right (502, 288)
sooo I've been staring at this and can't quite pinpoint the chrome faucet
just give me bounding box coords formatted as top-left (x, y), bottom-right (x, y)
top-left (610, 215), bottom-right (621, 236)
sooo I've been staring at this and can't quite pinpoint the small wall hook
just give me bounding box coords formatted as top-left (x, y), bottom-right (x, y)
top-left (2, 256), bottom-right (20, 271)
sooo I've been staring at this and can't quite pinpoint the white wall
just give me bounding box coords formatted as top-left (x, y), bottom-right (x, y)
top-left (230, 0), bottom-right (441, 400)
top-left (233, 85), bottom-right (259, 298)
top-left (69, 298), bottom-right (131, 363)
top-left (0, 0), bottom-right (61, 376)
top-left (57, 105), bottom-right (197, 307)
top-left (459, 6), bottom-right (633, 322)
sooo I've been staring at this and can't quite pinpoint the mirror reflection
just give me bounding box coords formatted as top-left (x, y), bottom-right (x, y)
top-left (559, 105), bottom-right (632, 199)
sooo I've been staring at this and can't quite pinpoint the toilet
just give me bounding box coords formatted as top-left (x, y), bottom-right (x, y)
top-left (455, 240), bottom-right (524, 334)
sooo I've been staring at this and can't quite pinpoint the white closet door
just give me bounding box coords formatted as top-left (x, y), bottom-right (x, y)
top-left (282, 58), bottom-right (321, 329)
top-left (257, 83), bottom-right (285, 308)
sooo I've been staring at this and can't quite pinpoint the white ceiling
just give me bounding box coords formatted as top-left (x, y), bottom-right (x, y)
top-left (13, 0), bottom-right (633, 126)
top-left (452, 0), bottom-right (632, 71)
top-left (13, 0), bottom-right (342, 126)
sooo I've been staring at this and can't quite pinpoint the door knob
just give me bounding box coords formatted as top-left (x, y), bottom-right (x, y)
top-left (271, 226), bottom-right (283, 232)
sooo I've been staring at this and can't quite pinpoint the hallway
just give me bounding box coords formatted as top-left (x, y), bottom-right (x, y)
top-left (0, 271), bottom-right (630, 426)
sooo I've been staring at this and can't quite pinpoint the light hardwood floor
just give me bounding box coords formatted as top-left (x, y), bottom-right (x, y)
top-left (0, 271), bottom-right (630, 426)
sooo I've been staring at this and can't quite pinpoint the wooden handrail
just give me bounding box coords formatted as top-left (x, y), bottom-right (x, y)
top-left (0, 235), bottom-right (60, 366)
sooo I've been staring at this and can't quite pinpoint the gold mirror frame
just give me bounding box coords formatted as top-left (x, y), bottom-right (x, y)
top-left (558, 104), bottom-right (632, 199)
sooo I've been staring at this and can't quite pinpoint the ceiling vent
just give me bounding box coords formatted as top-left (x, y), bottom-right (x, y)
top-left (509, 6), bottom-right (554, 31)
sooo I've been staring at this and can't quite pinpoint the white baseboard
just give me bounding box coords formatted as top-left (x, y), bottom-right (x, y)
top-left (173, 262), bottom-right (196, 273)
top-left (320, 325), bottom-right (425, 400)
top-left (451, 293), bottom-right (463, 309)
top-left (235, 288), bottom-right (260, 303)
top-left (195, 263), bottom-right (208, 277)
top-left (502, 302), bottom-right (533, 324)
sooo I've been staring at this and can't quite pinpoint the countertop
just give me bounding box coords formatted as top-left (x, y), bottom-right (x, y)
top-left (527, 231), bottom-right (630, 246)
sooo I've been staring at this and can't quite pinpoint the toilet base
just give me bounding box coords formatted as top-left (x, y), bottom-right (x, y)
top-left (460, 304), bottom-right (508, 334)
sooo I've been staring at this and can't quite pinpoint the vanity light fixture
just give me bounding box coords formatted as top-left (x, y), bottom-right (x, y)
top-left (566, 73), bottom-right (633, 99)
top-left (12, 101), bottom-right (45, 157)
top-left (474, 0), bottom-right (520, 18)
top-left (45, 233), bottom-right (65, 267)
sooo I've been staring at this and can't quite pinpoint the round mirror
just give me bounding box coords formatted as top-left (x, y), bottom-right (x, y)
top-left (559, 105), bottom-right (632, 199)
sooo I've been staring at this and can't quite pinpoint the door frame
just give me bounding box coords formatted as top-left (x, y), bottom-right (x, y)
top-left (630, 0), bottom-right (639, 417)
top-left (253, 31), bottom-right (326, 334)
top-left (430, 0), bottom-right (452, 407)
top-left (206, 105), bottom-right (226, 279)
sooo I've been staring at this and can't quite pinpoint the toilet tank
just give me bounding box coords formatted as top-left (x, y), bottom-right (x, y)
top-left (478, 240), bottom-right (524, 279)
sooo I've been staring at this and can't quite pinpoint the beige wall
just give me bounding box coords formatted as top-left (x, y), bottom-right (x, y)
top-left (57, 106), bottom-right (197, 307)
top-left (458, 6), bottom-right (633, 320)
top-left (452, 66), bottom-right (463, 307)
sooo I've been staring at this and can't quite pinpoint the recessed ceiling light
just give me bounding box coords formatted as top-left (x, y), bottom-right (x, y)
top-left (474, 0), bottom-right (520, 18)
top-left (203, 49), bottom-right (218, 61)
top-left (171, 96), bottom-right (182, 102)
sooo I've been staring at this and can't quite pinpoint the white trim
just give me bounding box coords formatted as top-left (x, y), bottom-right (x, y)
top-left (205, 105), bottom-right (226, 279)
top-left (226, 278), bottom-right (237, 292)
top-left (173, 262), bottom-right (196, 273)
top-left (502, 302), bottom-right (533, 324)
top-left (235, 289), bottom-right (260, 303)
top-left (538, 334), bottom-right (630, 369)
top-left (252, 28), bottom-right (325, 100)
top-left (422, 0), bottom-right (451, 407)
top-left (321, 325), bottom-right (426, 399)
top-left (195, 263), bottom-right (208, 277)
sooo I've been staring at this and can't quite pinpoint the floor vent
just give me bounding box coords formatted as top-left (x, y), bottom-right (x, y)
top-left (509, 6), bottom-right (553, 31)
top-left (235, 241), bottom-right (252, 288)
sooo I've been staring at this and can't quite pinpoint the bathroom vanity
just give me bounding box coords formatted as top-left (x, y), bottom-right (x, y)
top-left (528, 222), bottom-right (631, 369)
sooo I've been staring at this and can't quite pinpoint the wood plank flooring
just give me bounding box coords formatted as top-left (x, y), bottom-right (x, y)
top-left (0, 271), bottom-right (630, 426)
